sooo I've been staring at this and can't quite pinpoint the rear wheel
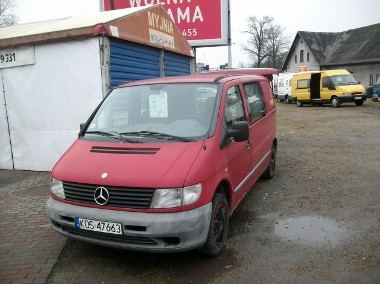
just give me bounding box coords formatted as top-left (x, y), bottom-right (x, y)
top-left (262, 142), bottom-right (277, 179)
top-left (198, 193), bottom-right (229, 256)
top-left (355, 100), bottom-right (364, 106)
top-left (331, 96), bottom-right (341, 108)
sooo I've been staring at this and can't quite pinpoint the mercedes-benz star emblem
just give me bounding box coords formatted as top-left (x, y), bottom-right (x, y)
top-left (94, 187), bottom-right (109, 206)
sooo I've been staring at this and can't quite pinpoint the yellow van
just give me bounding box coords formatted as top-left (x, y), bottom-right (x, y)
top-left (292, 70), bottom-right (367, 108)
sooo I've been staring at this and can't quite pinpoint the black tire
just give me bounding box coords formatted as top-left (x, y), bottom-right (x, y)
top-left (262, 142), bottom-right (277, 179)
top-left (198, 193), bottom-right (229, 256)
top-left (331, 96), bottom-right (341, 108)
top-left (355, 100), bottom-right (364, 106)
top-left (285, 97), bottom-right (291, 104)
top-left (296, 100), bottom-right (303, 107)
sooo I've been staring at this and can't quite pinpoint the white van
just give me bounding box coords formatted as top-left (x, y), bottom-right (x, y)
top-left (277, 73), bottom-right (294, 103)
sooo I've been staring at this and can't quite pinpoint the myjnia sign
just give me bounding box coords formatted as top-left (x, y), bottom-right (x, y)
top-left (101, 0), bottom-right (230, 47)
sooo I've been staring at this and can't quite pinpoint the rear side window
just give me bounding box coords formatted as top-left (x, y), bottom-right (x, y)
top-left (244, 83), bottom-right (266, 124)
top-left (224, 86), bottom-right (246, 129)
top-left (297, 79), bottom-right (310, 89)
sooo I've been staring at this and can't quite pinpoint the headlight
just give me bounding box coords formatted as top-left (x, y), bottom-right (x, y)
top-left (183, 183), bottom-right (202, 205)
top-left (51, 178), bottom-right (65, 199)
top-left (342, 91), bottom-right (351, 96)
top-left (150, 183), bottom-right (202, 209)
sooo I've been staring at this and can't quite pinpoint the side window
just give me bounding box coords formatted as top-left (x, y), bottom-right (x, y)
top-left (224, 86), bottom-right (246, 129)
top-left (322, 77), bottom-right (332, 88)
top-left (297, 79), bottom-right (310, 89)
top-left (244, 83), bottom-right (266, 125)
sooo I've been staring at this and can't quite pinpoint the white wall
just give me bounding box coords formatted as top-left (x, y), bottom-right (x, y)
top-left (285, 37), bottom-right (320, 72)
top-left (0, 38), bottom-right (104, 171)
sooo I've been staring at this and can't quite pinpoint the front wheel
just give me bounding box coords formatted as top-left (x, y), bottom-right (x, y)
top-left (296, 100), bottom-right (303, 107)
top-left (331, 97), bottom-right (341, 108)
top-left (198, 193), bottom-right (229, 256)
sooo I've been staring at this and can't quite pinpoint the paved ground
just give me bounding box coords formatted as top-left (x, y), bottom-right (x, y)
top-left (0, 170), bottom-right (66, 284)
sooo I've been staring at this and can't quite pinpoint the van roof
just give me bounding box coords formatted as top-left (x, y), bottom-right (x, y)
top-left (293, 69), bottom-right (351, 76)
top-left (118, 73), bottom-right (268, 88)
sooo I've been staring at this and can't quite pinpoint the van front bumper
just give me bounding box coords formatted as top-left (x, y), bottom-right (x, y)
top-left (339, 94), bottom-right (367, 103)
top-left (47, 198), bottom-right (212, 253)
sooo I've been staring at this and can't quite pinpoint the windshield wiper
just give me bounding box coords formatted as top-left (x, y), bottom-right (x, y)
top-left (86, 131), bottom-right (141, 143)
top-left (121, 131), bottom-right (195, 142)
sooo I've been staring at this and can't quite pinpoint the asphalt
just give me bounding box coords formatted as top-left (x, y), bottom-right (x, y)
top-left (0, 170), bottom-right (66, 284)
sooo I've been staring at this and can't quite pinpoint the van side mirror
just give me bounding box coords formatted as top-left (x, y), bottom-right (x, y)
top-left (80, 123), bottom-right (86, 131)
top-left (227, 121), bottom-right (249, 142)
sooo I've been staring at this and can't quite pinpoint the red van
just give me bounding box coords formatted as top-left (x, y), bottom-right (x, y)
top-left (47, 70), bottom-right (277, 255)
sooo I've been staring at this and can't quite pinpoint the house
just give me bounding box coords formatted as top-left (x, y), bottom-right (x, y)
top-left (282, 23), bottom-right (380, 89)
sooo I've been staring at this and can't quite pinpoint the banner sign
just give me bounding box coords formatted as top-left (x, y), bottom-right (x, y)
top-left (102, 0), bottom-right (230, 47)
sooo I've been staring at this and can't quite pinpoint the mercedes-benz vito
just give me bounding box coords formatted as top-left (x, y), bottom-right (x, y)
top-left (47, 71), bottom-right (277, 255)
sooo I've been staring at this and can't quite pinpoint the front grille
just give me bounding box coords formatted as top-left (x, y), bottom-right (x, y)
top-left (63, 226), bottom-right (158, 246)
top-left (63, 182), bottom-right (154, 209)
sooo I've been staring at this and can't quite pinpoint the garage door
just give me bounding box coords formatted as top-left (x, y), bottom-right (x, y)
top-left (109, 39), bottom-right (161, 87)
top-left (164, 51), bottom-right (191, 77)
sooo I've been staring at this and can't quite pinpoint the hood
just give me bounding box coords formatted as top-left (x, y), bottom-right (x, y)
top-left (336, 84), bottom-right (365, 93)
top-left (52, 139), bottom-right (204, 188)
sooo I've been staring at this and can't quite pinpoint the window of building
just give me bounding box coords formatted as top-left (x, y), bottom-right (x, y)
top-left (370, 74), bottom-right (373, 86)
top-left (243, 83), bottom-right (266, 124)
top-left (307, 53), bottom-right (310, 62)
top-left (295, 55), bottom-right (297, 63)
top-left (300, 50), bottom-right (304, 62)
top-left (224, 86), bottom-right (246, 130)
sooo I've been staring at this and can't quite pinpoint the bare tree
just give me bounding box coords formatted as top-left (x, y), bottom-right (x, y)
top-left (0, 0), bottom-right (19, 27)
top-left (242, 16), bottom-right (273, 67)
top-left (264, 24), bottom-right (290, 69)
top-left (242, 15), bottom-right (289, 69)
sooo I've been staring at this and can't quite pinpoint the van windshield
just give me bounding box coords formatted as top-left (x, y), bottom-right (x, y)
top-left (83, 83), bottom-right (218, 142)
top-left (329, 74), bottom-right (358, 86)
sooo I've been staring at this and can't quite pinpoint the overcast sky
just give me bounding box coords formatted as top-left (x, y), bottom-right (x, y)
top-left (12, 0), bottom-right (380, 68)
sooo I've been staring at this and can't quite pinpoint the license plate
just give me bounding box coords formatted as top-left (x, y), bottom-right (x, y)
top-left (75, 217), bottom-right (122, 235)
top-left (355, 96), bottom-right (362, 100)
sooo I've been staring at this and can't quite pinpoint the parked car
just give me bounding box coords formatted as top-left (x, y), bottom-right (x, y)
top-left (292, 70), bottom-right (366, 107)
top-left (372, 77), bottom-right (380, 102)
top-left (47, 71), bottom-right (277, 256)
top-left (277, 73), bottom-right (294, 103)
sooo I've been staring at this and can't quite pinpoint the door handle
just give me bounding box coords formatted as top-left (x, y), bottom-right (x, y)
top-left (246, 140), bottom-right (253, 148)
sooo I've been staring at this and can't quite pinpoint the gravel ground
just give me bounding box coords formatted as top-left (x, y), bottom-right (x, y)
top-left (47, 100), bottom-right (380, 284)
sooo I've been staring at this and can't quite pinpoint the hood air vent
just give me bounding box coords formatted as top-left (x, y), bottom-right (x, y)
top-left (91, 146), bottom-right (160, 155)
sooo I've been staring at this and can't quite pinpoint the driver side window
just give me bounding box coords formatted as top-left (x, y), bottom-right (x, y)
top-left (224, 86), bottom-right (246, 129)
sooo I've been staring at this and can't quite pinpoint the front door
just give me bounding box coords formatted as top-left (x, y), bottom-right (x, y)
top-left (222, 83), bottom-right (253, 205)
